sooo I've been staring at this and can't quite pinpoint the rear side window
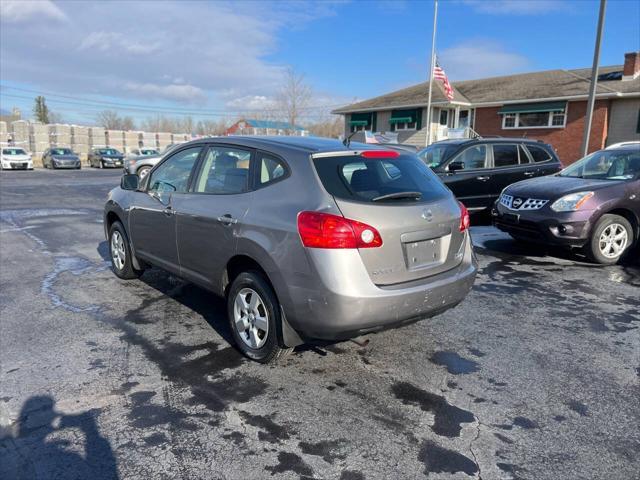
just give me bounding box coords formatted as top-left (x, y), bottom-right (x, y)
top-left (526, 145), bottom-right (553, 163)
top-left (492, 144), bottom-right (519, 167)
top-left (313, 154), bottom-right (450, 204)
top-left (257, 153), bottom-right (287, 187)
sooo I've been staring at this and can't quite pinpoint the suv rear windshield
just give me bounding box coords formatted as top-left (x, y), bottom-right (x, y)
top-left (313, 153), bottom-right (450, 204)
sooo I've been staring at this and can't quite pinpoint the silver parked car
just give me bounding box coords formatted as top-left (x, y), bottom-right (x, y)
top-left (125, 144), bottom-right (180, 179)
top-left (104, 137), bottom-right (477, 362)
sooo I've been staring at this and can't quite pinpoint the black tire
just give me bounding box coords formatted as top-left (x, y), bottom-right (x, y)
top-left (108, 221), bottom-right (143, 279)
top-left (99, 160), bottom-right (104, 169)
top-left (137, 166), bottom-right (151, 179)
top-left (586, 214), bottom-right (634, 265)
top-left (227, 271), bottom-right (292, 363)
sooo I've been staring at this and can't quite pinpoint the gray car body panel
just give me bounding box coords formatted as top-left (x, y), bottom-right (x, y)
top-left (105, 136), bottom-right (477, 343)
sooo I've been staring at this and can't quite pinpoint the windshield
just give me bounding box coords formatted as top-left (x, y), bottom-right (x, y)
top-left (140, 149), bottom-right (158, 155)
top-left (2, 148), bottom-right (27, 155)
top-left (417, 144), bottom-right (455, 169)
top-left (98, 148), bottom-right (119, 155)
top-left (51, 148), bottom-right (73, 155)
top-left (313, 153), bottom-right (449, 204)
top-left (559, 149), bottom-right (640, 181)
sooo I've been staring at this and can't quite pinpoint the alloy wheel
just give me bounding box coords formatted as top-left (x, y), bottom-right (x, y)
top-left (598, 223), bottom-right (628, 259)
top-left (110, 230), bottom-right (126, 270)
top-left (233, 288), bottom-right (269, 349)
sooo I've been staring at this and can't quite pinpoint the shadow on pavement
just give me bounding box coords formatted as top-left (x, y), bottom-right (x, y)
top-left (0, 396), bottom-right (118, 480)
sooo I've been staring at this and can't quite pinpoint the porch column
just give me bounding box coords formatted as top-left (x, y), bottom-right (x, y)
top-left (454, 106), bottom-right (460, 128)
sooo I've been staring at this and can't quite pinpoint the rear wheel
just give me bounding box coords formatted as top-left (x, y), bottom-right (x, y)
top-left (227, 271), bottom-right (292, 363)
top-left (586, 214), bottom-right (633, 265)
top-left (108, 221), bottom-right (143, 279)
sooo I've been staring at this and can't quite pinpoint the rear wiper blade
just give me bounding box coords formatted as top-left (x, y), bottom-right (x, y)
top-left (372, 191), bottom-right (422, 201)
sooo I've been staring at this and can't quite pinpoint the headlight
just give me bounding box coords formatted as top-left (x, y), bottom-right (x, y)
top-left (550, 191), bottom-right (594, 212)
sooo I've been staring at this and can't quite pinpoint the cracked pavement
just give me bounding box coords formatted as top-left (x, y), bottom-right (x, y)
top-left (1, 168), bottom-right (639, 480)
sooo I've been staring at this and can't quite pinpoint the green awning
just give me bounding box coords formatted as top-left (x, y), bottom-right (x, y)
top-left (389, 117), bottom-right (413, 123)
top-left (349, 120), bottom-right (369, 126)
top-left (498, 101), bottom-right (566, 114)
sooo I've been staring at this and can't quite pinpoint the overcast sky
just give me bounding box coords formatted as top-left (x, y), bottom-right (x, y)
top-left (0, 0), bottom-right (638, 125)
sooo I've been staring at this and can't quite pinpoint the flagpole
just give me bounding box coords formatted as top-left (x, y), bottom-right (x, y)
top-left (425, 0), bottom-right (438, 147)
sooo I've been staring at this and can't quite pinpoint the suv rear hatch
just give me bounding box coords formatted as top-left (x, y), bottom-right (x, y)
top-left (312, 150), bottom-right (466, 286)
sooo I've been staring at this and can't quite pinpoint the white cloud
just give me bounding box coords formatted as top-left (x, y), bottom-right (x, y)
top-left (0, 0), bottom-right (68, 23)
top-left (439, 40), bottom-right (531, 80)
top-left (0, 1), bottom-right (339, 107)
top-left (461, 0), bottom-right (569, 15)
top-left (79, 32), bottom-right (159, 55)
top-left (123, 82), bottom-right (207, 103)
top-left (225, 95), bottom-right (278, 110)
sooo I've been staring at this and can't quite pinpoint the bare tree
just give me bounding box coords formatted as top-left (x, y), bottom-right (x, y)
top-left (276, 67), bottom-right (312, 132)
top-left (96, 110), bottom-right (136, 130)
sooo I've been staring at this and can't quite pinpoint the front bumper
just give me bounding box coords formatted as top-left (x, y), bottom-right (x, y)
top-left (492, 202), bottom-right (594, 246)
top-left (2, 161), bottom-right (33, 170)
top-left (282, 232), bottom-right (477, 340)
top-left (53, 161), bottom-right (81, 169)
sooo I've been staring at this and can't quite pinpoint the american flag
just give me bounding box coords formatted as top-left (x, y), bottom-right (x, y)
top-left (433, 60), bottom-right (454, 101)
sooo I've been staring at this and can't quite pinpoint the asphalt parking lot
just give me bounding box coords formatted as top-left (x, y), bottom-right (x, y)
top-left (0, 168), bottom-right (638, 480)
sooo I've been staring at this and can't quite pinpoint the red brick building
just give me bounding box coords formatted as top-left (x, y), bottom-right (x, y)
top-left (334, 52), bottom-right (640, 165)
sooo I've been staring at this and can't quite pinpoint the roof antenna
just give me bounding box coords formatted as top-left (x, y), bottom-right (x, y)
top-left (342, 130), bottom-right (358, 148)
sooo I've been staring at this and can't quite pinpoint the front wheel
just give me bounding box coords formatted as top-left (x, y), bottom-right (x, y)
top-left (227, 271), bottom-right (292, 363)
top-left (586, 214), bottom-right (634, 265)
top-left (137, 166), bottom-right (151, 180)
top-left (108, 221), bottom-right (143, 279)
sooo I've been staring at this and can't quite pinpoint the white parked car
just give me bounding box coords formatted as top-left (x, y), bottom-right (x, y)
top-left (1, 147), bottom-right (33, 170)
top-left (606, 141), bottom-right (640, 150)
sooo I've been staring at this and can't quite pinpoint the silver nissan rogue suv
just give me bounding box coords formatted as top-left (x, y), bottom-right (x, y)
top-left (104, 136), bottom-right (477, 362)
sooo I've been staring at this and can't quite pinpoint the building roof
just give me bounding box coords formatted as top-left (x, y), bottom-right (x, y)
top-left (239, 119), bottom-right (306, 131)
top-left (332, 64), bottom-right (640, 114)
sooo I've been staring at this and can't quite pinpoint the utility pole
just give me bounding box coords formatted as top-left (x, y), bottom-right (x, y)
top-left (425, 0), bottom-right (438, 147)
top-left (581, 0), bottom-right (607, 158)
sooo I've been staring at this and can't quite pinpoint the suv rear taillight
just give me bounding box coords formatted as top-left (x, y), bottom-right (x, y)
top-left (459, 202), bottom-right (470, 232)
top-left (297, 211), bottom-right (383, 249)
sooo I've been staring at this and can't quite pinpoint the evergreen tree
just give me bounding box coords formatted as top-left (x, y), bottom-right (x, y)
top-left (33, 96), bottom-right (50, 123)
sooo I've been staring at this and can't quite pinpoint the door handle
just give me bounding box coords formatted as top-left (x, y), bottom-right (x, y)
top-left (163, 206), bottom-right (174, 216)
top-left (217, 214), bottom-right (238, 225)
top-left (523, 171), bottom-right (536, 177)
top-left (476, 176), bottom-right (490, 181)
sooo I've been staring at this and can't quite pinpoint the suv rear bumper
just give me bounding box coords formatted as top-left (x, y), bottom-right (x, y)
top-left (281, 233), bottom-right (477, 340)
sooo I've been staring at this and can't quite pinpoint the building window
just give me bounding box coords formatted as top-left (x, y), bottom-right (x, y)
top-left (393, 121), bottom-right (416, 131)
top-left (503, 114), bottom-right (516, 128)
top-left (349, 112), bottom-right (375, 133)
top-left (636, 109), bottom-right (640, 134)
top-left (502, 109), bottom-right (566, 129)
top-left (389, 108), bottom-right (421, 132)
top-left (439, 109), bottom-right (448, 126)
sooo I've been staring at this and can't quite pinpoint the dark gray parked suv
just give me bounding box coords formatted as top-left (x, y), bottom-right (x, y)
top-left (104, 137), bottom-right (477, 362)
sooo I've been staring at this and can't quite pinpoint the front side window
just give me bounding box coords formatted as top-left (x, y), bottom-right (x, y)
top-left (418, 144), bottom-right (454, 169)
top-left (492, 144), bottom-right (520, 167)
top-left (257, 153), bottom-right (287, 187)
top-left (194, 146), bottom-right (251, 194)
top-left (560, 150), bottom-right (640, 180)
top-left (148, 147), bottom-right (201, 194)
top-left (450, 145), bottom-right (488, 170)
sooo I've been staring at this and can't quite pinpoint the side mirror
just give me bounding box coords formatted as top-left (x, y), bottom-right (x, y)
top-left (448, 161), bottom-right (465, 172)
top-left (121, 174), bottom-right (139, 191)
